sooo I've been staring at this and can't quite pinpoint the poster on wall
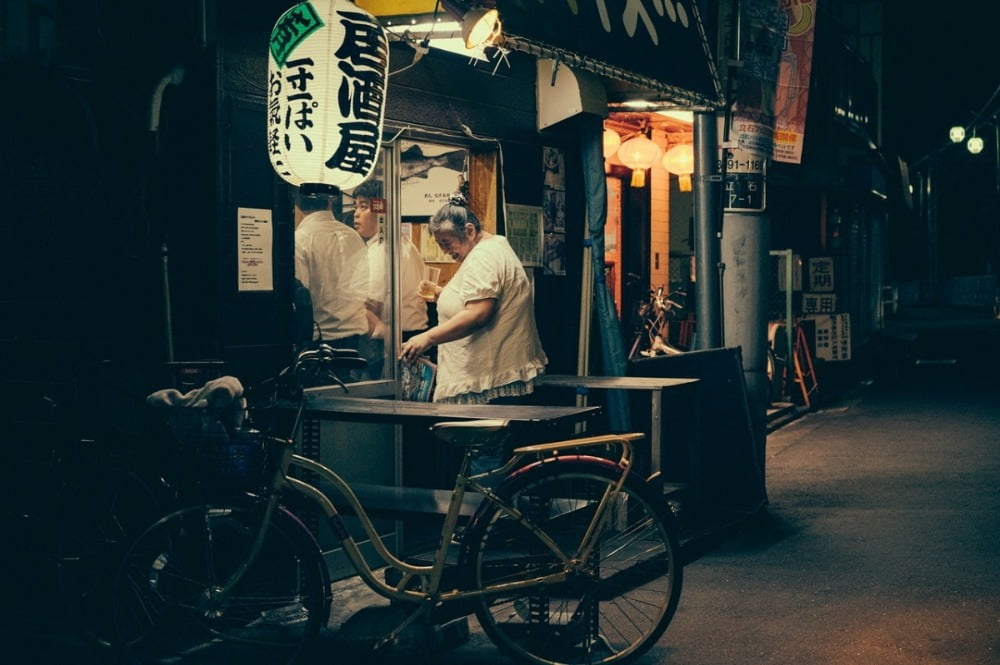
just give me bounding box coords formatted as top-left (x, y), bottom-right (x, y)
top-left (542, 146), bottom-right (566, 276)
top-left (237, 207), bottom-right (273, 292)
top-left (505, 204), bottom-right (543, 267)
top-left (542, 146), bottom-right (565, 191)
top-left (399, 140), bottom-right (469, 219)
top-left (810, 313), bottom-right (851, 361)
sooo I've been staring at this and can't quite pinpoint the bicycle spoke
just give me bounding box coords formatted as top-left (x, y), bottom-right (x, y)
top-left (112, 504), bottom-right (327, 665)
top-left (466, 462), bottom-right (682, 665)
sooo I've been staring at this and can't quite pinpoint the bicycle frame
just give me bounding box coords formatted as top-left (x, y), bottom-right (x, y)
top-left (216, 431), bottom-right (643, 614)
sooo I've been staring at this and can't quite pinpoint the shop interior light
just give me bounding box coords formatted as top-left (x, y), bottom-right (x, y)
top-left (662, 143), bottom-right (694, 191)
top-left (603, 128), bottom-right (622, 158)
top-left (618, 130), bottom-right (661, 187)
top-left (949, 125), bottom-right (966, 143)
top-left (461, 8), bottom-right (502, 49)
top-left (967, 134), bottom-right (984, 154)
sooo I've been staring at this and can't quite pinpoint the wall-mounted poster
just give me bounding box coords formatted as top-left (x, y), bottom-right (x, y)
top-left (808, 313), bottom-right (851, 361)
top-left (542, 145), bottom-right (565, 190)
top-left (505, 204), bottom-right (543, 267)
top-left (541, 146), bottom-right (566, 276)
top-left (237, 207), bottom-right (273, 292)
top-left (400, 140), bottom-right (469, 219)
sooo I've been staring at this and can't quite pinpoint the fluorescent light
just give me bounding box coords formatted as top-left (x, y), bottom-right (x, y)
top-left (657, 110), bottom-right (694, 124)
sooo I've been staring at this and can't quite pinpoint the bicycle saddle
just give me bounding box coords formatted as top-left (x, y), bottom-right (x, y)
top-left (431, 419), bottom-right (510, 448)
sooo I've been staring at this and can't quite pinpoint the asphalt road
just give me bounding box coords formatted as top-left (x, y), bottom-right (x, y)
top-left (432, 323), bottom-right (1000, 665)
top-left (10, 315), bottom-right (1000, 665)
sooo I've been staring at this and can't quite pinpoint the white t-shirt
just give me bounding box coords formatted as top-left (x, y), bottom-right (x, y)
top-left (366, 236), bottom-right (429, 333)
top-left (434, 234), bottom-right (547, 403)
top-left (294, 211), bottom-right (369, 341)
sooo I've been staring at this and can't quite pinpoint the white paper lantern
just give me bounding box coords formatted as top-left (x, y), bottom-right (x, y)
top-left (663, 143), bottom-right (694, 191)
top-left (603, 128), bottom-right (622, 158)
top-left (267, 0), bottom-right (389, 189)
top-left (618, 133), bottom-right (661, 187)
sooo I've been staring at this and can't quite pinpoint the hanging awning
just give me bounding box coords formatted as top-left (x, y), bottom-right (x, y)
top-left (494, 0), bottom-right (724, 109)
top-left (359, 0), bottom-right (724, 109)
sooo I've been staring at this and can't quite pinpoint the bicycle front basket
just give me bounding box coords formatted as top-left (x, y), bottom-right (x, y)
top-left (167, 407), bottom-right (266, 486)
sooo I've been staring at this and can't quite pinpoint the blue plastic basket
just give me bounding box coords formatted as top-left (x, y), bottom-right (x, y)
top-left (167, 408), bottom-right (265, 486)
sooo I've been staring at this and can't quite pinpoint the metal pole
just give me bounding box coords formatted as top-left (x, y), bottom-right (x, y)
top-left (161, 241), bottom-right (174, 362)
top-left (693, 111), bottom-right (723, 348)
top-left (926, 157), bottom-right (938, 287)
top-left (994, 122), bottom-right (999, 194)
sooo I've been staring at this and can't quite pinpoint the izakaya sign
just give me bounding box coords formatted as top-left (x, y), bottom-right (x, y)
top-left (267, 0), bottom-right (389, 189)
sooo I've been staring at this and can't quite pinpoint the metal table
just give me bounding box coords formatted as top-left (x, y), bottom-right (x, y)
top-left (293, 393), bottom-right (603, 564)
top-left (534, 374), bottom-right (698, 475)
top-left (301, 393), bottom-right (601, 426)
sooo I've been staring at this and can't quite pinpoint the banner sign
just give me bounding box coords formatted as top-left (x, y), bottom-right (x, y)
top-left (772, 0), bottom-right (817, 164)
top-left (728, 0), bottom-right (787, 159)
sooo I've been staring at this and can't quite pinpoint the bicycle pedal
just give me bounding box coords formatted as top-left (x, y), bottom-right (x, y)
top-left (336, 606), bottom-right (437, 658)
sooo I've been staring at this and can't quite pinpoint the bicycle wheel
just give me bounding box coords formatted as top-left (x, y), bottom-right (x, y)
top-left (56, 466), bottom-right (163, 649)
top-left (462, 460), bottom-right (682, 665)
top-left (112, 502), bottom-right (330, 665)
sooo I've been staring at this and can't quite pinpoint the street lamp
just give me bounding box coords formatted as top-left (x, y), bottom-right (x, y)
top-left (966, 132), bottom-right (984, 154)
top-left (948, 119), bottom-right (999, 192)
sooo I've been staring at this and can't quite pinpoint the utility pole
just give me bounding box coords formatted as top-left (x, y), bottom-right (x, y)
top-left (692, 111), bottom-right (723, 349)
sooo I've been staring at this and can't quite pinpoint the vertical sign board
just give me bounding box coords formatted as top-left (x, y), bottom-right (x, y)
top-left (807, 257), bottom-right (835, 292)
top-left (721, 145), bottom-right (767, 212)
top-left (801, 293), bottom-right (836, 314)
top-left (718, 114), bottom-right (767, 212)
top-left (810, 313), bottom-right (851, 361)
top-left (720, 0), bottom-right (788, 213)
top-left (776, 252), bottom-right (802, 291)
top-left (267, 0), bottom-right (389, 189)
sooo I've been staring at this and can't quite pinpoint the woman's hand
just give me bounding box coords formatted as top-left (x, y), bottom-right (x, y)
top-left (398, 299), bottom-right (496, 363)
top-left (417, 280), bottom-right (441, 302)
top-left (399, 331), bottom-right (433, 363)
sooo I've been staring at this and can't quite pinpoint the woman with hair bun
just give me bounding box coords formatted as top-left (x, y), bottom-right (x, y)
top-left (399, 196), bottom-right (548, 472)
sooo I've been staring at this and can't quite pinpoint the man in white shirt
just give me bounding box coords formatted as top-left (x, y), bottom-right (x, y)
top-left (293, 184), bottom-right (370, 377)
top-left (351, 179), bottom-right (429, 378)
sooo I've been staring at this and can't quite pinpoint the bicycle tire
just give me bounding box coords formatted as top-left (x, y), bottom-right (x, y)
top-left (461, 459), bottom-right (682, 665)
top-left (56, 466), bottom-right (163, 649)
top-left (111, 502), bottom-right (330, 665)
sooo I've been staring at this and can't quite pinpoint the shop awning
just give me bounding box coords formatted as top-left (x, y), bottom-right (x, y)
top-left (494, 0), bottom-right (724, 109)
top-left (358, 0), bottom-right (724, 109)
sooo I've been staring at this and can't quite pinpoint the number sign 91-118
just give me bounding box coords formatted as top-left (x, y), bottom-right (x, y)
top-left (719, 145), bottom-right (767, 212)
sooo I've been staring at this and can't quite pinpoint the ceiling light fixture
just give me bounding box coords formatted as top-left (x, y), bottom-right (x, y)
top-left (461, 8), bottom-right (502, 49)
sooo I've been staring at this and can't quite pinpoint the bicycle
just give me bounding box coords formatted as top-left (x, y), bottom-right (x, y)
top-left (1, 358), bottom-right (168, 652)
top-left (628, 286), bottom-right (689, 360)
top-left (110, 346), bottom-right (684, 665)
